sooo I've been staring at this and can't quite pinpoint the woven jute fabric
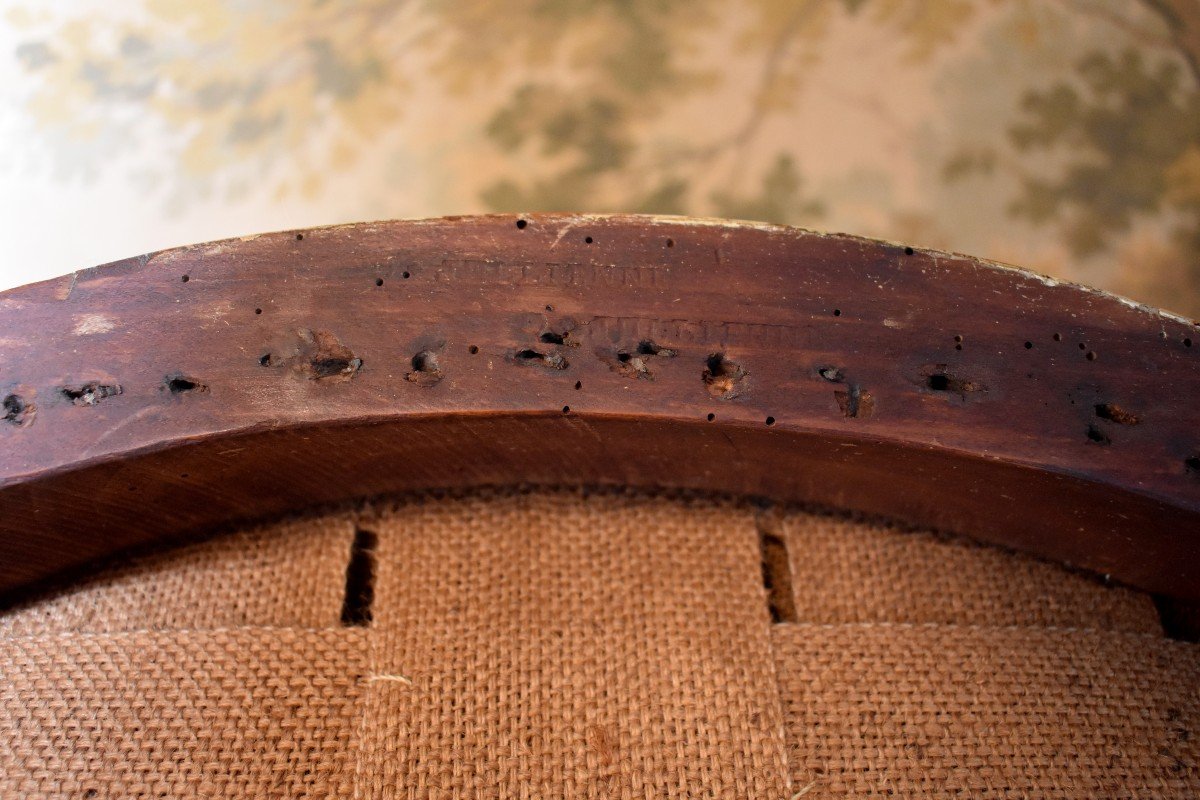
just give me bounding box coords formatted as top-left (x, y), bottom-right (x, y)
top-left (771, 623), bottom-right (1200, 798)
top-left (0, 627), bottom-right (367, 798)
top-left (774, 509), bottom-right (1161, 631)
top-left (357, 490), bottom-right (791, 799)
top-left (0, 514), bottom-right (356, 636)
top-left (0, 488), bottom-right (1196, 798)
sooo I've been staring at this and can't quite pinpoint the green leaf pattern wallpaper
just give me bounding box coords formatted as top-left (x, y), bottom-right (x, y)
top-left (2, 0), bottom-right (1198, 315)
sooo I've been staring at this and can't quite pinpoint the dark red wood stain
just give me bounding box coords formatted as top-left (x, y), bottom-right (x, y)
top-left (0, 214), bottom-right (1197, 599)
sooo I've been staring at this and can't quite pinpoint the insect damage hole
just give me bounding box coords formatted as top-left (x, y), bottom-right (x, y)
top-left (1086, 424), bottom-right (1111, 445)
top-left (702, 353), bottom-right (748, 399)
top-left (340, 527), bottom-right (378, 627)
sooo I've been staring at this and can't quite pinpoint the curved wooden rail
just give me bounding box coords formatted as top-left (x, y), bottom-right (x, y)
top-left (1, 214), bottom-right (1198, 600)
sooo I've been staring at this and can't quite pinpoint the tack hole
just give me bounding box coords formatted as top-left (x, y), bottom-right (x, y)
top-left (702, 352), bottom-right (748, 398)
top-left (666, 238), bottom-right (675, 247)
top-left (514, 348), bottom-right (568, 369)
top-left (706, 413), bottom-right (715, 422)
top-left (516, 219), bottom-right (527, 229)
top-left (584, 236), bottom-right (594, 244)
top-left (904, 246), bottom-right (914, 255)
top-left (166, 375), bottom-right (203, 394)
top-left (1095, 403), bottom-right (1139, 425)
top-left (3, 394), bottom-right (30, 424)
top-left (411, 351), bottom-right (439, 373)
top-left (255, 307), bottom-right (262, 315)
top-left (468, 345), bottom-right (479, 354)
top-left (181, 275), bottom-right (189, 283)
top-left (765, 416), bottom-right (776, 426)
top-left (818, 366), bottom-right (843, 382)
top-left (375, 278), bottom-right (384, 287)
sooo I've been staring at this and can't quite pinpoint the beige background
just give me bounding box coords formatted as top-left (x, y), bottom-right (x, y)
top-left (2, 0), bottom-right (1198, 315)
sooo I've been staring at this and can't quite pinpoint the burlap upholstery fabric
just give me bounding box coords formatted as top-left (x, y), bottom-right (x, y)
top-left (0, 628), bottom-right (366, 798)
top-left (0, 515), bottom-right (355, 637)
top-left (1, 489), bottom-right (1196, 797)
top-left (773, 510), bottom-right (1161, 631)
top-left (359, 491), bottom-right (790, 798)
top-left (772, 624), bottom-right (1200, 797)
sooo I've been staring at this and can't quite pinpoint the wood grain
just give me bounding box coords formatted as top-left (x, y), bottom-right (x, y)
top-left (1, 214), bottom-right (1198, 599)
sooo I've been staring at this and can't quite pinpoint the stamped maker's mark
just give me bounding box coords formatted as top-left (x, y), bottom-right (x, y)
top-left (436, 259), bottom-right (670, 290)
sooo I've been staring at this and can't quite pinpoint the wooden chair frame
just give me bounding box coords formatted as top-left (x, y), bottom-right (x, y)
top-left (0, 214), bottom-right (1197, 601)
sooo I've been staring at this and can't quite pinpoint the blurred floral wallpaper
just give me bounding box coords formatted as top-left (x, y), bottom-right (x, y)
top-left (1, 0), bottom-right (1199, 315)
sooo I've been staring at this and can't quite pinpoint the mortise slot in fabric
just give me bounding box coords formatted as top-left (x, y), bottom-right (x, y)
top-left (340, 527), bottom-right (378, 627)
top-left (758, 511), bottom-right (798, 624)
